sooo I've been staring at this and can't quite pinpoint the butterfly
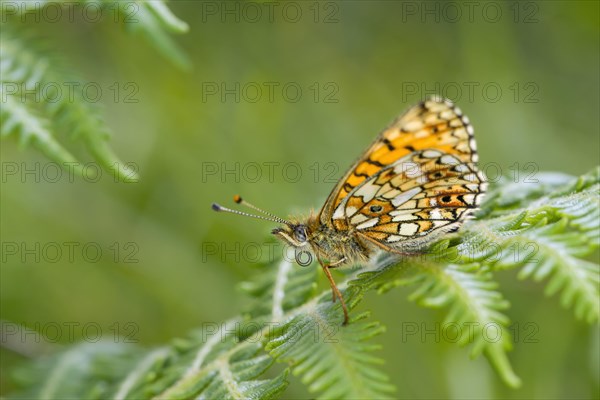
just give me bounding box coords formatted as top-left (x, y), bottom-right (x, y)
top-left (213, 96), bottom-right (487, 325)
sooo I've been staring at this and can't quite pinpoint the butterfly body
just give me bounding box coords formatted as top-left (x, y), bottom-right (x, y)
top-left (274, 216), bottom-right (370, 267)
top-left (214, 96), bottom-right (486, 325)
top-left (309, 219), bottom-right (371, 265)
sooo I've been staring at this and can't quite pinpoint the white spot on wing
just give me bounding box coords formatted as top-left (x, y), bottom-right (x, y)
top-left (422, 150), bottom-right (441, 158)
top-left (356, 217), bottom-right (379, 230)
top-left (403, 119), bottom-right (424, 131)
top-left (392, 213), bottom-right (418, 222)
top-left (469, 138), bottom-right (477, 150)
top-left (433, 220), bottom-right (449, 228)
top-left (431, 209), bottom-right (443, 219)
top-left (440, 109), bottom-right (455, 120)
top-left (332, 205), bottom-right (345, 220)
top-left (350, 214), bottom-right (369, 224)
top-left (346, 206), bottom-right (358, 217)
top-left (462, 194), bottom-right (476, 205)
top-left (354, 180), bottom-right (380, 202)
top-left (399, 223), bottom-right (419, 236)
top-left (441, 155), bottom-right (460, 165)
top-left (391, 187), bottom-right (421, 207)
top-left (455, 164), bottom-right (469, 173)
top-left (387, 235), bottom-right (403, 243)
top-left (464, 173), bottom-right (478, 182)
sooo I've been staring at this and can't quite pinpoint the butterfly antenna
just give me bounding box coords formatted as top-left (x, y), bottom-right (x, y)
top-left (212, 195), bottom-right (291, 225)
top-left (232, 195), bottom-right (292, 225)
top-left (212, 203), bottom-right (285, 224)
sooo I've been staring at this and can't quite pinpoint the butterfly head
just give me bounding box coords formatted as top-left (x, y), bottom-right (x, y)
top-left (212, 195), bottom-right (314, 253)
top-left (272, 224), bottom-right (309, 247)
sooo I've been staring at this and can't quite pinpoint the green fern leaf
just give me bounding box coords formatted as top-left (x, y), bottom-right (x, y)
top-left (0, 30), bottom-right (137, 181)
top-left (239, 251), bottom-right (318, 323)
top-left (266, 309), bottom-right (395, 399)
top-left (0, 87), bottom-right (87, 176)
top-left (1, 0), bottom-right (189, 68)
top-left (114, 0), bottom-right (191, 69)
top-left (463, 169), bottom-right (600, 323)
top-left (10, 342), bottom-right (140, 400)
top-left (6, 168), bottom-right (599, 398)
top-left (151, 340), bottom-right (288, 400)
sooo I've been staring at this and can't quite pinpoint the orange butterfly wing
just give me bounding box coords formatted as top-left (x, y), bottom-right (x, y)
top-left (332, 150), bottom-right (486, 250)
top-left (319, 96), bottom-right (478, 223)
top-left (318, 97), bottom-right (485, 250)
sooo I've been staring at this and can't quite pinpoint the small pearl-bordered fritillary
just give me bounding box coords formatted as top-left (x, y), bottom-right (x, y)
top-left (214, 96), bottom-right (487, 324)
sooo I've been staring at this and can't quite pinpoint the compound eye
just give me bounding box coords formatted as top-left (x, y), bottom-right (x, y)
top-left (294, 226), bottom-right (307, 242)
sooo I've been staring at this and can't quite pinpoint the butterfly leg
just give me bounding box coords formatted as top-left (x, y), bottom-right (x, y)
top-left (326, 257), bottom-right (346, 302)
top-left (320, 258), bottom-right (349, 325)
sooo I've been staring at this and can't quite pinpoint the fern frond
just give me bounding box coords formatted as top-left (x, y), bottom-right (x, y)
top-left (1, 0), bottom-right (189, 68)
top-left (241, 251), bottom-right (395, 399)
top-left (0, 86), bottom-right (86, 175)
top-left (152, 341), bottom-right (288, 400)
top-left (462, 169), bottom-right (600, 322)
top-left (239, 251), bottom-right (318, 323)
top-left (518, 225), bottom-right (599, 322)
top-left (7, 168), bottom-right (599, 398)
top-left (266, 308), bottom-right (395, 399)
top-left (410, 261), bottom-right (518, 386)
top-left (348, 248), bottom-right (520, 387)
top-left (0, 29), bottom-right (137, 181)
top-left (135, 319), bottom-right (290, 400)
top-left (10, 342), bottom-right (140, 400)
top-left (114, 0), bottom-right (191, 69)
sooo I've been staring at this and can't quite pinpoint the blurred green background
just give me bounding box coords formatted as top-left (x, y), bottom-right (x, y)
top-left (1, 1), bottom-right (599, 398)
